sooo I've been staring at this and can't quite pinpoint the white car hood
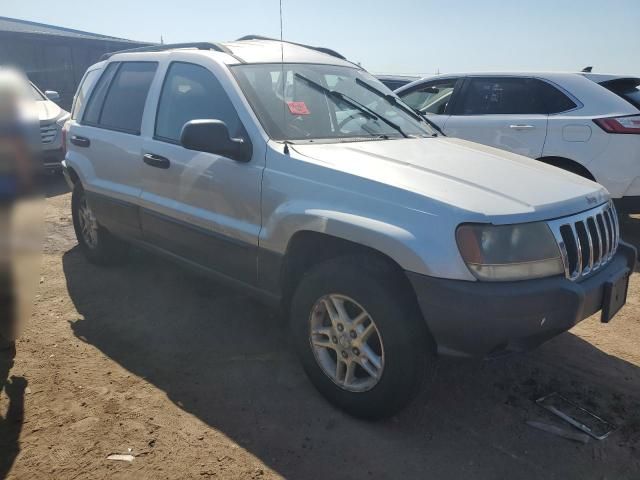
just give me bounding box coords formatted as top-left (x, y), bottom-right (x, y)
top-left (36, 99), bottom-right (63, 123)
top-left (291, 137), bottom-right (609, 223)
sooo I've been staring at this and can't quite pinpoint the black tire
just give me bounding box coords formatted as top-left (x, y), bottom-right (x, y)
top-left (71, 183), bottom-right (128, 265)
top-left (290, 255), bottom-right (435, 419)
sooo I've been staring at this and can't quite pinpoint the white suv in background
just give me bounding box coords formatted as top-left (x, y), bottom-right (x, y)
top-left (30, 82), bottom-right (70, 171)
top-left (396, 73), bottom-right (640, 212)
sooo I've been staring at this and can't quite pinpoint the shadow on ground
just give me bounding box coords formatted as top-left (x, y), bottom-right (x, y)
top-left (41, 172), bottom-right (69, 199)
top-left (61, 216), bottom-right (640, 479)
top-left (0, 343), bottom-right (26, 480)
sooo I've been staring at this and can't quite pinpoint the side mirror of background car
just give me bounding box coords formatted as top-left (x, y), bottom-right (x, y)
top-left (180, 119), bottom-right (252, 162)
top-left (44, 90), bottom-right (60, 102)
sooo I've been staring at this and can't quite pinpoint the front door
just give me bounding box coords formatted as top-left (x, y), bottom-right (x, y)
top-left (139, 61), bottom-right (263, 285)
top-left (444, 76), bottom-right (548, 158)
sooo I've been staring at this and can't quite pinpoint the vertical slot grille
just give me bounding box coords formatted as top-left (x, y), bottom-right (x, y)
top-left (548, 201), bottom-right (619, 281)
top-left (40, 124), bottom-right (58, 144)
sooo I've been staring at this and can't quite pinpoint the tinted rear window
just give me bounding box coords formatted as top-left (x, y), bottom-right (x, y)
top-left (82, 62), bottom-right (157, 134)
top-left (458, 77), bottom-right (548, 115)
top-left (600, 79), bottom-right (640, 109)
top-left (82, 63), bottom-right (119, 125)
top-left (99, 62), bottom-right (158, 133)
top-left (71, 69), bottom-right (100, 120)
top-left (537, 81), bottom-right (577, 113)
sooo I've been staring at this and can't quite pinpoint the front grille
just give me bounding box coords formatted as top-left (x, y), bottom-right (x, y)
top-left (40, 124), bottom-right (58, 144)
top-left (547, 201), bottom-right (619, 281)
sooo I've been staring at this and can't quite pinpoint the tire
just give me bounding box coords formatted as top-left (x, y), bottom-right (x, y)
top-left (290, 255), bottom-right (434, 419)
top-left (71, 183), bottom-right (128, 265)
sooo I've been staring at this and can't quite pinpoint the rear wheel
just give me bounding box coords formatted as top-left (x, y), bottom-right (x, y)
top-left (290, 255), bottom-right (434, 419)
top-left (71, 183), bottom-right (128, 265)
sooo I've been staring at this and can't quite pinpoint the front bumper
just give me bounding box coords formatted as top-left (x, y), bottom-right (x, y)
top-left (41, 147), bottom-right (64, 170)
top-left (407, 242), bottom-right (637, 358)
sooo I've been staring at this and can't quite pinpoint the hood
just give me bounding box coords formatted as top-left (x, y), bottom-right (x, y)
top-left (35, 99), bottom-right (64, 123)
top-left (290, 137), bottom-right (609, 223)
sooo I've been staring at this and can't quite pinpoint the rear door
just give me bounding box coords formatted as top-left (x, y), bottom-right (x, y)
top-left (70, 61), bottom-right (158, 239)
top-left (397, 77), bottom-right (462, 132)
top-left (139, 60), bottom-right (263, 285)
top-left (444, 76), bottom-right (548, 158)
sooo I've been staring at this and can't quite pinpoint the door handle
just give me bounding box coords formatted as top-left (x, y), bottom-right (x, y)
top-left (509, 124), bottom-right (535, 130)
top-left (143, 153), bottom-right (171, 169)
top-left (70, 135), bottom-right (90, 147)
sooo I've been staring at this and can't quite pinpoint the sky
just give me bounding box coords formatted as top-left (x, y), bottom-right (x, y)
top-left (3, 0), bottom-right (639, 75)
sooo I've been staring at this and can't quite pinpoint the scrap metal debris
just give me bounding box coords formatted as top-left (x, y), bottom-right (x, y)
top-left (526, 420), bottom-right (590, 444)
top-left (107, 449), bottom-right (135, 462)
top-left (536, 392), bottom-right (616, 440)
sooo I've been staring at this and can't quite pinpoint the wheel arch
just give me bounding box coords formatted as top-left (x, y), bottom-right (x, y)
top-left (278, 230), bottom-right (417, 309)
top-left (66, 165), bottom-right (80, 184)
top-left (537, 156), bottom-right (596, 181)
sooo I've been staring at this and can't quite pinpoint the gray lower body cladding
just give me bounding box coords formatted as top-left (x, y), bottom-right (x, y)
top-left (406, 242), bottom-right (637, 358)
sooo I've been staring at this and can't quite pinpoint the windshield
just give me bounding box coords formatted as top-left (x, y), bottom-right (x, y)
top-left (232, 63), bottom-right (433, 142)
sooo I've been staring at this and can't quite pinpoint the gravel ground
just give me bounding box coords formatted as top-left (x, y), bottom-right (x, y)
top-left (1, 175), bottom-right (639, 479)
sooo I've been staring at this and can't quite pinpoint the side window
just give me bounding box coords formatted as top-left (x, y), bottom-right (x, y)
top-left (82, 62), bottom-right (119, 125)
top-left (99, 62), bottom-right (158, 134)
top-left (155, 62), bottom-right (243, 143)
top-left (399, 79), bottom-right (458, 115)
top-left (71, 69), bottom-right (100, 120)
top-left (457, 77), bottom-right (545, 115)
top-left (537, 81), bottom-right (577, 113)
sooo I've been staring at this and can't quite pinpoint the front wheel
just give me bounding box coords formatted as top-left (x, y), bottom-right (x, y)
top-left (290, 255), bottom-right (434, 419)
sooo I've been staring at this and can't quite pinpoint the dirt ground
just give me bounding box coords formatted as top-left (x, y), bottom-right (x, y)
top-left (1, 175), bottom-right (640, 479)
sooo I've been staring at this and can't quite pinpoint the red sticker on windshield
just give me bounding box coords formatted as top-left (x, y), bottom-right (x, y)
top-left (287, 101), bottom-right (310, 115)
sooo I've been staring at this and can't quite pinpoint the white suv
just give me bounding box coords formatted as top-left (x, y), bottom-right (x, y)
top-left (396, 73), bottom-right (640, 212)
top-left (62, 39), bottom-right (636, 418)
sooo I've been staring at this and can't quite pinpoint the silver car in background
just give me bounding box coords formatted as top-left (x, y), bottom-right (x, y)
top-left (30, 82), bottom-right (69, 170)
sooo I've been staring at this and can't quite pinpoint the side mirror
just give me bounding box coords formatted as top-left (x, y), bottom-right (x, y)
top-left (180, 119), bottom-right (251, 162)
top-left (44, 90), bottom-right (60, 102)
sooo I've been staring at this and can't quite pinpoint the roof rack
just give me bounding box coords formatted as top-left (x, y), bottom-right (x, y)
top-left (99, 42), bottom-right (234, 61)
top-left (235, 35), bottom-right (347, 61)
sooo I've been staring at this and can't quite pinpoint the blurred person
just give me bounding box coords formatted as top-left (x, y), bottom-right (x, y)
top-left (0, 68), bottom-right (42, 353)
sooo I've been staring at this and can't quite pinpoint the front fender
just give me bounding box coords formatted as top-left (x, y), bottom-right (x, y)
top-left (260, 206), bottom-right (427, 275)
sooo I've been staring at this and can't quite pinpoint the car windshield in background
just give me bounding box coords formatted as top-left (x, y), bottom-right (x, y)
top-left (232, 63), bottom-right (433, 142)
top-left (30, 84), bottom-right (45, 101)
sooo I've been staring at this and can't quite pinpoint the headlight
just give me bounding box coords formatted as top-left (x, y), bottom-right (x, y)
top-left (456, 223), bottom-right (564, 281)
top-left (56, 112), bottom-right (70, 128)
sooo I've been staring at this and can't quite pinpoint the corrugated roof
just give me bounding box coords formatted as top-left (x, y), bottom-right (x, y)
top-left (0, 16), bottom-right (149, 44)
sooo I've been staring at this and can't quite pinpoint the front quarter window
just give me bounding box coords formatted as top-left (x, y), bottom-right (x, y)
top-left (400, 79), bottom-right (458, 115)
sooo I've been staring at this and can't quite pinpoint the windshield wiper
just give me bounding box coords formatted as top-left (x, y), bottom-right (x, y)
top-left (414, 111), bottom-right (445, 136)
top-left (293, 73), bottom-right (409, 138)
top-left (355, 78), bottom-right (443, 136)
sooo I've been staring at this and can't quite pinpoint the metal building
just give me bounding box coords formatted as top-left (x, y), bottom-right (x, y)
top-left (0, 16), bottom-right (151, 109)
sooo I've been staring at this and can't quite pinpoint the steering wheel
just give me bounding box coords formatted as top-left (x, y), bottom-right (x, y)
top-left (338, 112), bottom-right (371, 131)
top-left (288, 118), bottom-right (310, 138)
